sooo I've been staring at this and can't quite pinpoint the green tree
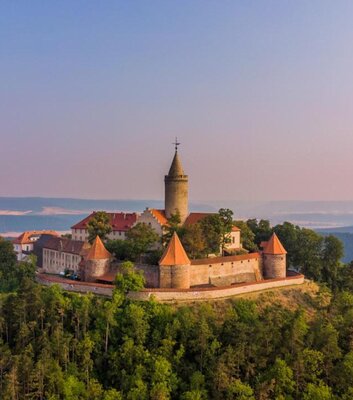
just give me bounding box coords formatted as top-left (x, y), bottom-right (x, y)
top-left (226, 379), bottom-right (255, 400)
top-left (162, 211), bottom-right (185, 246)
top-left (87, 211), bottom-right (112, 243)
top-left (303, 382), bottom-right (334, 400)
top-left (321, 235), bottom-right (344, 289)
top-left (261, 358), bottom-right (295, 400)
top-left (295, 228), bottom-right (323, 280)
top-left (233, 221), bottom-right (257, 252)
top-left (126, 223), bottom-right (160, 262)
top-left (115, 261), bottom-right (145, 294)
top-left (0, 239), bottom-right (36, 292)
top-left (246, 219), bottom-right (272, 246)
top-left (0, 237), bottom-right (18, 292)
top-left (181, 223), bottom-right (206, 259)
top-left (103, 388), bottom-right (123, 400)
top-left (219, 208), bottom-right (235, 254)
top-left (200, 209), bottom-right (234, 255)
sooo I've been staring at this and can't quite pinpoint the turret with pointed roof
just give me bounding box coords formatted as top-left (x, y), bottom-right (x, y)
top-left (83, 236), bottom-right (112, 282)
top-left (159, 232), bottom-right (191, 266)
top-left (262, 233), bottom-right (287, 279)
top-left (159, 232), bottom-right (191, 289)
top-left (87, 236), bottom-right (112, 260)
top-left (164, 146), bottom-right (189, 224)
top-left (262, 233), bottom-right (287, 255)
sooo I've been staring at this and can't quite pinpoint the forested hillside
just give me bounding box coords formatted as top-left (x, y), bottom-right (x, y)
top-left (2, 218), bottom-right (353, 399)
top-left (2, 273), bottom-right (353, 399)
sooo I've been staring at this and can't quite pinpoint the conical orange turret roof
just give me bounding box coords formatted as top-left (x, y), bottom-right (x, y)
top-left (87, 236), bottom-right (111, 260)
top-left (263, 233), bottom-right (287, 255)
top-left (159, 232), bottom-right (191, 266)
top-left (168, 151), bottom-right (185, 176)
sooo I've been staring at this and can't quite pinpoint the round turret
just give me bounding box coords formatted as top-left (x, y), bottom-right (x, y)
top-left (159, 232), bottom-right (191, 289)
top-left (84, 236), bottom-right (111, 282)
top-left (262, 233), bottom-right (287, 279)
top-left (164, 150), bottom-right (189, 224)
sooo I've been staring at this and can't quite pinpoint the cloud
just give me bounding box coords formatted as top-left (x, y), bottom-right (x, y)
top-left (37, 207), bottom-right (90, 216)
top-left (1, 230), bottom-right (70, 237)
top-left (0, 210), bottom-right (32, 216)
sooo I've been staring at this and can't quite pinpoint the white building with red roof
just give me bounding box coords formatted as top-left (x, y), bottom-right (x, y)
top-left (71, 212), bottom-right (139, 241)
top-left (13, 230), bottom-right (58, 261)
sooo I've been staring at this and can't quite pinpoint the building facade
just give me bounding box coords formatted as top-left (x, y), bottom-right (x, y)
top-left (42, 236), bottom-right (90, 274)
top-left (13, 230), bottom-right (58, 261)
top-left (71, 212), bottom-right (139, 241)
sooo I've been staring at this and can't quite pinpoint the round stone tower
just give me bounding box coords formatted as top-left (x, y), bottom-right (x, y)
top-left (262, 233), bottom-right (287, 279)
top-left (165, 147), bottom-right (188, 224)
top-left (159, 232), bottom-right (191, 289)
top-left (84, 236), bottom-right (112, 282)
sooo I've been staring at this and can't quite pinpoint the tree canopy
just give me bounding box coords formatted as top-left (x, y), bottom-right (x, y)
top-left (87, 211), bottom-right (112, 244)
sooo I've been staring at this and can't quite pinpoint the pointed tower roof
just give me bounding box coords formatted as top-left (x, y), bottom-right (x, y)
top-left (167, 151), bottom-right (185, 177)
top-left (159, 232), bottom-right (191, 266)
top-left (263, 233), bottom-right (287, 255)
top-left (87, 236), bottom-right (111, 260)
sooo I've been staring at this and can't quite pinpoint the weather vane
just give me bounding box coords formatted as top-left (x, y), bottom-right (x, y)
top-left (173, 137), bottom-right (180, 151)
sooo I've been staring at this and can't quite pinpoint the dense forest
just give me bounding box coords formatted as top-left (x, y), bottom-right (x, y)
top-left (2, 218), bottom-right (353, 399)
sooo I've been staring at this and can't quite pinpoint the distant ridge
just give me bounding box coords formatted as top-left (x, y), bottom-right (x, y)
top-left (0, 197), bottom-right (216, 234)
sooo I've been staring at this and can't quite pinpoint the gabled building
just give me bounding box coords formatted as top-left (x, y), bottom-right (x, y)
top-left (13, 230), bottom-right (58, 261)
top-left (71, 212), bottom-right (139, 241)
top-left (42, 236), bottom-right (90, 274)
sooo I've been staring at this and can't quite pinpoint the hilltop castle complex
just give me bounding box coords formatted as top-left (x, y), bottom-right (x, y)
top-left (34, 144), bottom-right (302, 300)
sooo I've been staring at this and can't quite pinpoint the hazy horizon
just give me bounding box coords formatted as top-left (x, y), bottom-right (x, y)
top-left (2, 1), bottom-right (353, 201)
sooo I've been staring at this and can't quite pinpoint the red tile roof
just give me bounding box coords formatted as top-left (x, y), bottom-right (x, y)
top-left (263, 233), bottom-right (287, 255)
top-left (183, 212), bottom-right (215, 226)
top-left (150, 209), bottom-right (168, 226)
top-left (87, 236), bottom-right (111, 260)
top-left (13, 230), bottom-right (58, 245)
top-left (71, 212), bottom-right (138, 232)
top-left (44, 237), bottom-right (90, 256)
top-left (159, 232), bottom-right (191, 266)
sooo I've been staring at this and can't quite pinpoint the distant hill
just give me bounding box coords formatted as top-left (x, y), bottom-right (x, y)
top-left (316, 225), bottom-right (353, 234)
top-left (316, 227), bottom-right (353, 263)
top-left (0, 197), bottom-right (216, 234)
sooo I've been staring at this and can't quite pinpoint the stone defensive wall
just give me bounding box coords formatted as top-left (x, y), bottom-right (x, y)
top-left (128, 273), bottom-right (305, 302)
top-left (189, 252), bottom-right (263, 287)
top-left (37, 272), bottom-right (304, 302)
top-left (134, 253), bottom-right (264, 288)
top-left (37, 273), bottom-right (114, 296)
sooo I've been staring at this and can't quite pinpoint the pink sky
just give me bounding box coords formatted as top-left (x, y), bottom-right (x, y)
top-left (1, 1), bottom-right (353, 201)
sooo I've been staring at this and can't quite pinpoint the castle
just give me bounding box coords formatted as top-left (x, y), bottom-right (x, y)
top-left (48, 145), bottom-right (287, 290)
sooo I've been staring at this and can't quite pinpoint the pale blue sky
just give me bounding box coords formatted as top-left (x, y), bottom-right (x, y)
top-left (1, 1), bottom-right (353, 201)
